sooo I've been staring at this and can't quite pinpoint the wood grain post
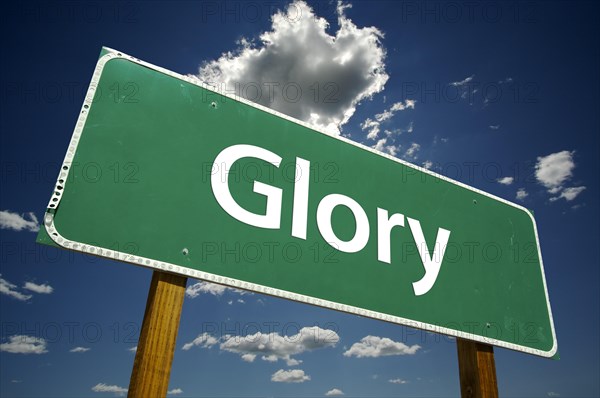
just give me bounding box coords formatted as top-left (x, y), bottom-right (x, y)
top-left (456, 338), bottom-right (499, 398)
top-left (128, 271), bottom-right (187, 398)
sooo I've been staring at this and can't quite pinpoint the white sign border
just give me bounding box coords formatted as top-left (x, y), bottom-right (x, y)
top-left (43, 47), bottom-right (557, 358)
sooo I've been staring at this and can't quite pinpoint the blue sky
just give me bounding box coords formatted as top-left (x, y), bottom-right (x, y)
top-left (1, 1), bottom-right (599, 397)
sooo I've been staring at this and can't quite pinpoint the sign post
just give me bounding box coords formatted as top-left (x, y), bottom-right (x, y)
top-left (128, 271), bottom-right (187, 398)
top-left (36, 47), bottom-right (557, 397)
top-left (457, 339), bottom-right (498, 398)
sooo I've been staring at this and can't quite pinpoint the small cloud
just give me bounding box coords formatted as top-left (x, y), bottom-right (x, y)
top-left (168, 388), bottom-right (183, 395)
top-left (271, 369), bottom-right (310, 383)
top-left (325, 388), bottom-right (345, 396)
top-left (361, 118), bottom-right (381, 140)
top-left (23, 282), bottom-right (54, 294)
top-left (0, 275), bottom-right (32, 301)
top-left (516, 188), bottom-right (528, 201)
top-left (128, 346), bottom-right (137, 353)
top-left (489, 125), bottom-right (500, 130)
top-left (422, 160), bottom-right (433, 170)
top-left (550, 186), bottom-right (586, 202)
top-left (343, 335), bottom-right (420, 358)
top-left (547, 392), bottom-right (560, 397)
top-left (372, 137), bottom-right (399, 157)
top-left (185, 281), bottom-right (251, 299)
top-left (404, 142), bottom-right (420, 160)
top-left (450, 74), bottom-right (475, 87)
top-left (497, 176), bottom-right (514, 185)
top-left (0, 210), bottom-right (39, 232)
top-left (389, 378), bottom-right (409, 384)
top-left (70, 347), bottom-right (90, 353)
top-left (363, 100), bottom-right (415, 140)
top-left (91, 383), bottom-right (127, 396)
top-left (498, 77), bottom-right (513, 84)
top-left (535, 150), bottom-right (576, 194)
top-left (181, 332), bottom-right (219, 351)
top-left (11, 380), bottom-right (22, 383)
top-left (0, 335), bottom-right (48, 354)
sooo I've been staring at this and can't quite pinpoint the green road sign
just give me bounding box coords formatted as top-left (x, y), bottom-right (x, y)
top-left (38, 47), bottom-right (557, 357)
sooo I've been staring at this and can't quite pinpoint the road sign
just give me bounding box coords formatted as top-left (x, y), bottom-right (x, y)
top-left (37, 47), bottom-right (557, 357)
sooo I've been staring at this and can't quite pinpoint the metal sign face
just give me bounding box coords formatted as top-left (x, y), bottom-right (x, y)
top-left (38, 48), bottom-right (557, 357)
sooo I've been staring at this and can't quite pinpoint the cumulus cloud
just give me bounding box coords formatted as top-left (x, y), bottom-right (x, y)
top-left (535, 151), bottom-right (575, 193)
top-left (181, 333), bottom-right (219, 351)
top-left (0, 335), bottom-right (48, 354)
top-left (389, 378), bottom-right (408, 384)
top-left (271, 369), bottom-right (310, 383)
top-left (198, 0), bottom-right (389, 134)
top-left (516, 188), bottom-right (528, 201)
top-left (182, 326), bottom-right (338, 365)
top-left (168, 388), bottom-right (183, 395)
top-left (0, 210), bottom-right (39, 232)
top-left (404, 143), bottom-right (420, 160)
top-left (489, 125), bottom-right (500, 130)
top-left (343, 336), bottom-right (420, 358)
top-left (0, 275), bottom-right (32, 301)
top-left (70, 347), bottom-right (90, 353)
top-left (497, 176), bottom-right (514, 185)
top-left (91, 383), bottom-right (127, 395)
top-left (372, 138), bottom-right (399, 157)
top-left (23, 282), bottom-right (54, 294)
top-left (550, 186), bottom-right (586, 202)
top-left (422, 160), bottom-right (433, 170)
top-left (325, 388), bottom-right (345, 396)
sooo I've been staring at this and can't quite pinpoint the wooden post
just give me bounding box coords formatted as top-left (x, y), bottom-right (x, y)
top-left (456, 338), bottom-right (499, 398)
top-left (128, 271), bottom-right (187, 398)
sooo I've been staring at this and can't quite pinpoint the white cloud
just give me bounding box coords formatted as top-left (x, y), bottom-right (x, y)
top-left (168, 388), bottom-right (183, 395)
top-left (325, 388), bottom-right (345, 396)
top-left (450, 74), bottom-right (475, 87)
top-left (535, 150), bottom-right (575, 193)
top-left (185, 281), bottom-right (251, 298)
top-left (271, 369), bottom-right (310, 383)
top-left (363, 100), bottom-right (415, 140)
top-left (389, 378), bottom-right (409, 384)
top-left (497, 176), bottom-right (514, 185)
top-left (489, 125), bottom-right (500, 130)
top-left (198, 0), bottom-right (388, 135)
top-left (0, 210), bottom-right (39, 232)
top-left (404, 142), bottom-right (420, 159)
top-left (361, 118), bottom-right (381, 140)
top-left (375, 100), bottom-right (415, 122)
top-left (220, 326), bottom-right (338, 364)
top-left (184, 326), bottom-right (338, 365)
top-left (371, 138), bottom-right (398, 157)
top-left (550, 186), bottom-right (586, 202)
top-left (128, 346), bottom-right (137, 353)
top-left (70, 347), bottom-right (90, 353)
top-left (0, 275), bottom-right (32, 301)
top-left (516, 188), bottom-right (528, 201)
top-left (91, 383), bottom-right (127, 395)
top-left (23, 282), bottom-right (54, 294)
top-left (181, 332), bottom-right (219, 351)
top-left (343, 335), bottom-right (420, 358)
top-left (422, 160), bottom-right (433, 170)
top-left (0, 335), bottom-right (48, 354)
top-left (547, 392), bottom-right (560, 397)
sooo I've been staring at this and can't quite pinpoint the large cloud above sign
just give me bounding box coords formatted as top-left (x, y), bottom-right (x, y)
top-left (197, 0), bottom-right (388, 134)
